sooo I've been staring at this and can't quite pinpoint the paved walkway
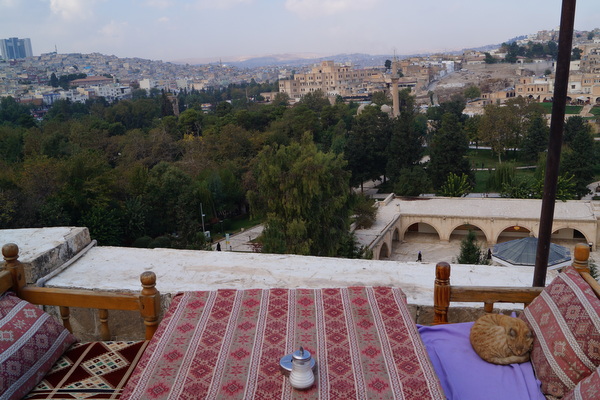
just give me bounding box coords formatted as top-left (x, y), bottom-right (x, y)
top-left (213, 225), bottom-right (264, 252)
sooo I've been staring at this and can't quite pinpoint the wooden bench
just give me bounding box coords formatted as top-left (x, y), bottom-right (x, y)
top-left (1, 242), bottom-right (160, 340)
top-left (433, 242), bottom-right (600, 324)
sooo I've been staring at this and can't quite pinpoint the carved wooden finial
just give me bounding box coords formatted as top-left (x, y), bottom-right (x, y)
top-left (434, 262), bottom-right (451, 325)
top-left (435, 262), bottom-right (450, 282)
top-left (572, 243), bottom-right (590, 274)
top-left (140, 271), bottom-right (156, 288)
top-left (2, 243), bottom-right (19, 262)
top-left (139, 271), bottom-right (160, 340)
top-left (2, 242), bottom-right (25, 293)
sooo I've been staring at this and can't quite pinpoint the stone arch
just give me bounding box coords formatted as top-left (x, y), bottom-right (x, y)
top-left (496, 224), bottom-right (532, 243)
top-left (551, 226), bottom-right (591, 246)
top-left (595, 97), bottom-right (600, 105)
top-left (448, 222), bottom-right (489, 243)
top-left (402, 222), bottom-right (441, 241)
top-left (379, 242), bottom-right (390, 259)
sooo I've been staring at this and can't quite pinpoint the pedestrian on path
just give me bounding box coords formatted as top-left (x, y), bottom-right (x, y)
top-left (216, 242), bottom-right (221, 251)
top-left (417, 251), bottom-right (422, 262)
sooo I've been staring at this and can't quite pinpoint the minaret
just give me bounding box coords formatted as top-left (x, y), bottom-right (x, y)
top-left (391, 59), bottom-right (400, 118)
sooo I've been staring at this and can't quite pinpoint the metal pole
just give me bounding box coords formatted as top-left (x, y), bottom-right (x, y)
top-left (200, 203), bottom-right (205, 233)
top-left (533, 0), bottom-right (576, 287)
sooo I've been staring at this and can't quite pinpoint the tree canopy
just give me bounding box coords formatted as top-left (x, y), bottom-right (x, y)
top-left (249, 134), bottom-right (353, 257)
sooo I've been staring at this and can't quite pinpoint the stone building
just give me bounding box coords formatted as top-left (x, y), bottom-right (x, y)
top-left (278, 61), bottom-right (378, 100)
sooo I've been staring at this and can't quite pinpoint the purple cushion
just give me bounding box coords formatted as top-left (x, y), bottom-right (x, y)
top-left (418, 321), bottom-right (545, 400)
top-left (0, 292), bottom-right (77, 400)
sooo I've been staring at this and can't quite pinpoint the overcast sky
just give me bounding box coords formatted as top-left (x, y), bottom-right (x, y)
top-left (1, 0), bottom-right (598, 63)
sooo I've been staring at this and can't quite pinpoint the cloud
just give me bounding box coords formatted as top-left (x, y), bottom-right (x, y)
top-left (191, 0), bottom-right (252, 10)
top-left (0, 0), bottom-right (18, 7)
top-left (99, 20), bottom-right (128, 38)
top-left (157, 16), bottom-right (170, 23)
top-left (144, 0), bottom-right (172, 9)
top-left (285, 0), bottom-right (379, 17)
top-left (49, 0), bottom-right (95, 20)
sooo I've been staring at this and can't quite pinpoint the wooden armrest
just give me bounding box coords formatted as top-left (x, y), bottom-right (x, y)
top-left (449, 286), bottom-right (543, 304)
top-left (433, 243), bottom-right (598, 324)
top-left (20, 287), bottom-right (142, 311)
top-left (2, 243), bottom-right (160, 340)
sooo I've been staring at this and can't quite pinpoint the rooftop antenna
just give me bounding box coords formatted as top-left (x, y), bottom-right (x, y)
top-left (54, 44), bottom-right (58, 54)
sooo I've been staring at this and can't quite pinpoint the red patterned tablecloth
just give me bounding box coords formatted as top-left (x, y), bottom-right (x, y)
top-left (122, 287), bottom-right (444, 400)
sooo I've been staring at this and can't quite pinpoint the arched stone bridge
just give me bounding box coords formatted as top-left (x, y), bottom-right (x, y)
top-left (354, 196), bottom-right (600, 260)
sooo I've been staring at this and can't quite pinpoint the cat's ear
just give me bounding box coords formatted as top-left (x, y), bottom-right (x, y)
top-left (526, 331), bottom-right (533, 339)
top-left (509, 328), bottom-right (516, 338)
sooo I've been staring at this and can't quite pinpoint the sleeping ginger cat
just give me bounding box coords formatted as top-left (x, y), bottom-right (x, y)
top-left (469, 313), bottom-right (534, 365)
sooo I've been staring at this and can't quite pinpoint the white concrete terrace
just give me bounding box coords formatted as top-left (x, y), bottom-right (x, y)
top-left (0, 227), bottom-right (560, 311)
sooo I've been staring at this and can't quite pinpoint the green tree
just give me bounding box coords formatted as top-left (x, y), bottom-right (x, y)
top-left (50, 72), bottom-right (59, 88)
top-left (386, 91), bottom-right (423, 184)
top-left (487, 163), bottom-right (516, 192)
top-left (439, 173), bottom-right (472, 197)
top-left (249, 134), bottom-right (353, 257)
top-left (178, 108), bottom-right (204, 136)
top-left (463, 85), bottom-right (481, 100)
top-left (160, 92), bottom-right (175, 117)
top-left (484, 52), bottom-right (496, 64)
top-left (563, 115), bottom-right (587, 145)
top-left (561, 118), bottom-right (595, 198)
top-left (456, 230), bottom-right (489, 265)
top-left (351, 194), bottom-right (377, 229)
top-left (428, 113), bottom-right (471, 189)
top-left (394, 166), bottom-right (431, 196)
top-left (521, 113), bottom-right (549, 162)
top-left (479, 98), bottom-right (543, 161)
top-left (298, 89), bottom-right (330, 112)
top-left (371, 91), bottom-right (391, 106)
top-left (464, 115), bottom-right (482, 146)
top-left (344, 105), bottom-right (390, 190)
top-left (571, 47), bottom-right (583, 61)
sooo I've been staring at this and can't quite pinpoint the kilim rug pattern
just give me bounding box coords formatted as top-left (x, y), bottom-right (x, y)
top-left (122, 287), bottom-right (444, 400)
top-left (24, 340), bottom-right (148, 399)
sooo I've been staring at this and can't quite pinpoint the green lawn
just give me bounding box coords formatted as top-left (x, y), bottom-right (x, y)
top-left (467, 148), bottom-right (532, 169)
top-left (473, 168), bottom-right (536, 194)
top-left (589, 106), bottom-right (600, 116)
top-left (538, 102), bottom-right (583, 115)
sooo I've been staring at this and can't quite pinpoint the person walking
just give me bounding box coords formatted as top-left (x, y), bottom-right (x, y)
top-left (417, 251), bottom-right (422, 262)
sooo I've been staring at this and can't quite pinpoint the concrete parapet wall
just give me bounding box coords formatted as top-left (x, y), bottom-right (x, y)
top-left (0, 227), bottom-right (91, 284)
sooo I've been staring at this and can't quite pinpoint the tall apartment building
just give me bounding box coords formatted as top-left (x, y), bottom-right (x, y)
top-left (0, 37), bottom-right (33, 60)
top-left (278, 61), bottom-right (378, 100)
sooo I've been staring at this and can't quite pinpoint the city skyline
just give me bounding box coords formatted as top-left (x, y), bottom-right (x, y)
top-left (0, 0), bottom-right (599, 63)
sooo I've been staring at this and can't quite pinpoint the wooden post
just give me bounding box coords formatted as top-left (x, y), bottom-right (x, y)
top-left (433, 262), bottom-right (451, 324)
top-left (139, 271), bottom-right (160, 340)
top-left (571, 243), bottom-right (590, 275)
top-left (99, 309), bottom-right (110, 341)
top-left (534, 0), bottom-right (576, 286)
top-left (59, 306), bottom-right (73, 333)
top-left (2, 243), bottom-right (26, 296)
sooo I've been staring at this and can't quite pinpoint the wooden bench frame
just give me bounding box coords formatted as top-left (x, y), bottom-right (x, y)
top-left (433, 243), bottom-right (600, 324)
top-left (1, 242), bottom-right (160, 340)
